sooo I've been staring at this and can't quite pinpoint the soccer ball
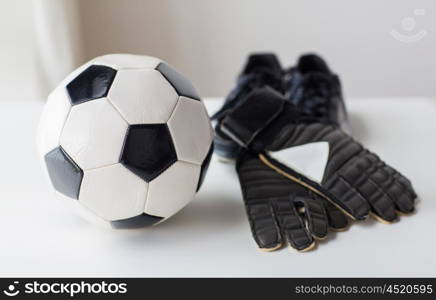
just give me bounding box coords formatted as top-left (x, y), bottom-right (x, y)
top-left (37, 54), bottom-right (214, 228)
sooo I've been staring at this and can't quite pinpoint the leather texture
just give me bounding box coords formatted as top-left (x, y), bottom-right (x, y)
top-left (44, 146), bottom-right (83, 200)
top-left (237, 151), bottom-right (347, 251)
top-left (222, 89), bottom-right (417, 223)
top-left (167, 97), bottom-right (214, 165)
top-left (120, 124), bottom-right (177, 183)
top-left (79, 163), bottom-right (149, 221)
top-left (145, 161), bottom-right (200, 218)
top-left (66, 65), bottom-right (116, 105)
top-left (60, 97), bottom-right (128, 170)
top-left (157, 62), bottom-right (201, 100)
top-left (108, 69), bottom-right (179, 124)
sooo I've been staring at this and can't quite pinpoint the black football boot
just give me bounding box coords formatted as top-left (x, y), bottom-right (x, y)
top-left (284, 54), bottom-right (351, 134)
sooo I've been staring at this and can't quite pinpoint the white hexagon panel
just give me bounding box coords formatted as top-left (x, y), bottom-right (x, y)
top-left (79, 164), bottom-right (148, 221)
top-left (168, 97), bottom-right (214, 165)
top-left (108, 69), bottom-right (179, 124)
top-left (145, 161), bottom-right (201, 218)
top-left (60, 98), bottom-right (128, 170)
top-left (36, 85), bottom-right (71, 156)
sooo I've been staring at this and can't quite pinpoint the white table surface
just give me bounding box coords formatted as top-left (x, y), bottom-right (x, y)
top-left (1, 97), bottom-right (435, 277)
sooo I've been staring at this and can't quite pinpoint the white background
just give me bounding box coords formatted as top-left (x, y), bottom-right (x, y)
top-left (0, 99), bottom-right (435, 277)
top-left (3, 0), bottom-right (436, 99)
top-left (77, 0), bottom-right (436, 97)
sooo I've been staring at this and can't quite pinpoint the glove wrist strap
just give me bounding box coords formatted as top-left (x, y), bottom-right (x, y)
top-left (219, 87), bottom-right (286, 147)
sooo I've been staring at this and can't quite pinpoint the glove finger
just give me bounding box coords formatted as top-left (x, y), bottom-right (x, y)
top-left (323, 199), bottom-right (348, 230)
top-left (246, 202), bottom-right (282, 251)
top-left (294, 193), bottom-right (329, 239)
top-left (323, 172), bottom-right (370, 220)
top-left (371, 164), bottom-right (415, 214)
top-left (366, 154), bottom-right (416, 214)
top-left (324, 130), bottom-right (416, 215)
top-left (237, 153), bottom-right (283, 251)
top-left (383, 162), bottom-right (415, 192)
top-left (272, 197), bottom-right (314, 252)
top-left (339, 153), bottom-right (397, 222)
top-left (313, 128), bottom-right (370, 219)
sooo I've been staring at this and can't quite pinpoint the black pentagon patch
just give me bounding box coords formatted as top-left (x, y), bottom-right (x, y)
top-left (156, 62), bottom-right (200, 100)
top-left (66, 65), bottom-right (116, 105)
top-left (120, 124), bottom-right (177, 182)
top-left (110, 213), bottom-right (163, 229)
top-left (44, 146), bottom-right (83, 199)
top-left (196, 143), bottom-right (214, 192)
